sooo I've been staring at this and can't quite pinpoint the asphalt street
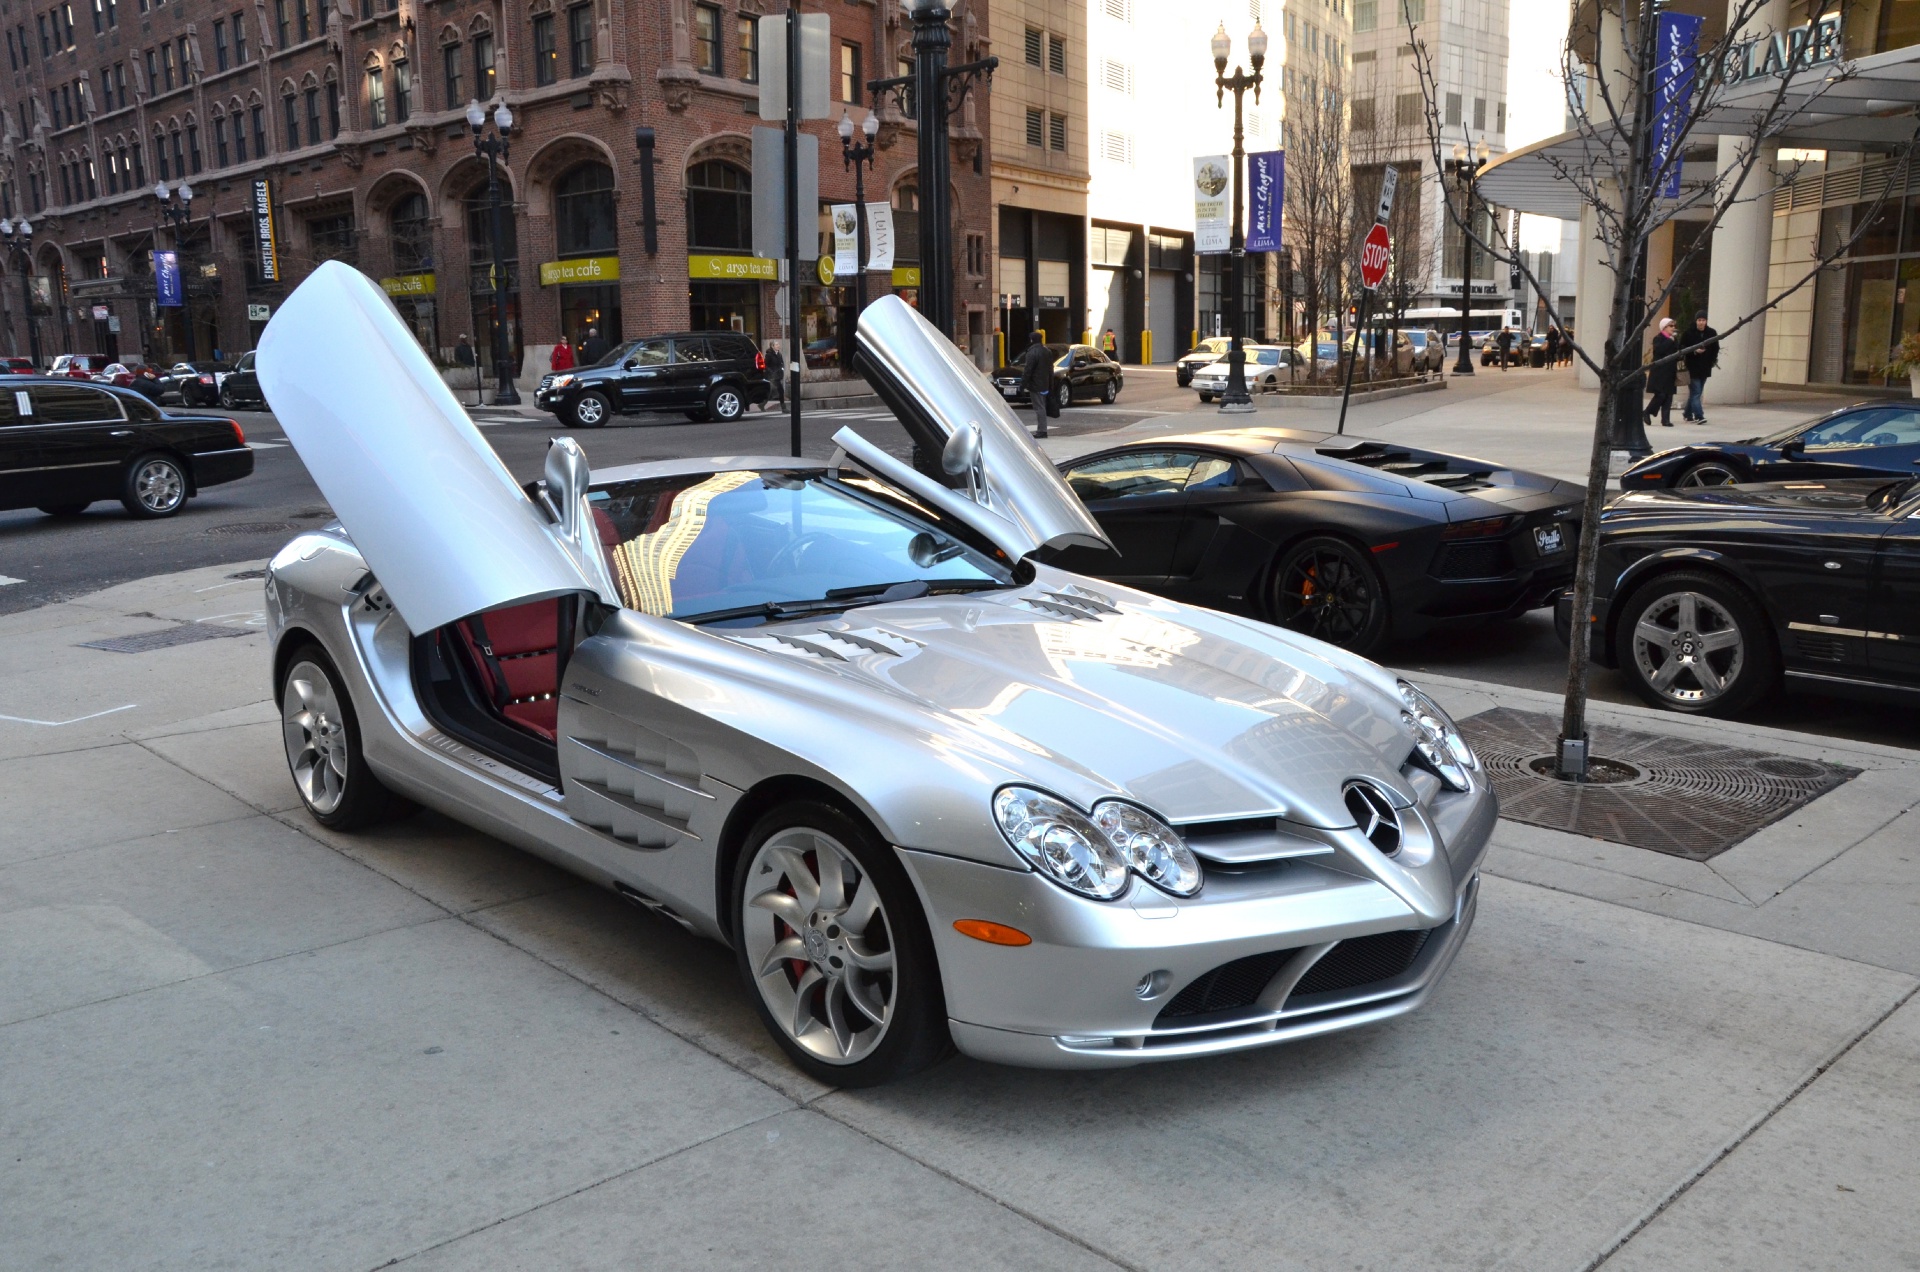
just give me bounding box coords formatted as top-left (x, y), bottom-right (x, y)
top-left (3, 363), bottom-right (1911, 749)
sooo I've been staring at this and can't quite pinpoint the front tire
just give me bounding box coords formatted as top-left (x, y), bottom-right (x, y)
top-left (279, 645), bottom-right (412, 829)
top-left (570, 390), bottom-right (611, 429)
top-left (1676, 460), bottom-right (1740, 489)
top-left (706, 383), bottom-right (745, 422)
top-left (1198, 392), bottom-right (1214, 403)
top-left (1617, 570), bottom-right (1776, 717)
top-left (1058, 379), bottom-right (1075, 408)
top-left (1268, 536), bottom-right (1391, 655)
top-left (121, 454), bottom-right (188, 518)
top-left (38, 502), bottom-right (90, 516)
top-left (1101, 378), bottom-right (1118, 403)
top-left (733, 800), bottom-right (951, 1087)
top-left (219, 386), bottom-right (235, 409)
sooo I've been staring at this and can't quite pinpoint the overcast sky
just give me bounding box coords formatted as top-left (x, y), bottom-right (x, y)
top-left (1508, 0), bottom-right (1573, 250)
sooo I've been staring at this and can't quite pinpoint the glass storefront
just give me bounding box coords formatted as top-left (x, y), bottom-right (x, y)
top-left (552, 163), bottom-right (621, 351)
top-left (466, 190), bottom-right (521, 374)
top-left (1817, 192), bottom-right (1920, 383)
top-left (687, 161), bottom-right (761, 341)
top-left (689, 282), bottom-right (760, 338)
top-left (390, 192), bottom-right (439, 354)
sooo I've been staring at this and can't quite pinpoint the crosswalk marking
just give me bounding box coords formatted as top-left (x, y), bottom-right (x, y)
top-left (0, 575), bottom-right (23, 587)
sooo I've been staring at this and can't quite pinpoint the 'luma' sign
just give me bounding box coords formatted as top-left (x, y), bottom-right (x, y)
top-left (1721, 14), bottom-right (1842, 87)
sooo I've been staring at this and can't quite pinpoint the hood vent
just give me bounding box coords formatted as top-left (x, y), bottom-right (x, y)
top-left (1318, 442), bottom-right (1498, 493)
top-left (1018, 586), bottom-right (1121, 622)
top-left (725, 625), bottom-right (925, 663)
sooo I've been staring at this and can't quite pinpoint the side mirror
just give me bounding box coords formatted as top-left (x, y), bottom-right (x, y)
top-left (941, 423), bottom-right (984, 502)
top-left (1780, 439), bottom-right (1805, 457)
top-left (622, 358), bottom-right (639, 370)
top-left (543, 436), bottom-right (622, 607)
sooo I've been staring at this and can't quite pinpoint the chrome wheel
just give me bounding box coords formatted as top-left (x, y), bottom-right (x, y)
top-left (573, 393), bottom-right (607, 427)
top-left (282, 659), bottom-right (349, 815)
top-left (741, 826), bottom-right (896, 1066)
top-left (1678, 462), bottom-right (1739, 489)
top-left (709, 387), bottom-right (743, 420)
top-left (1629, 590), bottom-right (1745, 707)
top-left (130, 457), bottom-right (186, 515)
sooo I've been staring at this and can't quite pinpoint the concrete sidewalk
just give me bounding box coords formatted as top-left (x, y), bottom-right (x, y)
top-left (3, 563), bottom-right (1917, 1271)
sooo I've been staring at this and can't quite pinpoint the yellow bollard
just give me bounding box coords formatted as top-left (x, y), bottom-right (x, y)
top-left (995, 330), bottom-right (1005, 368)
top-left (1081, 328), bottom-right (1094, 346)
top-left (1140, 329), bottom-right (1153, 365)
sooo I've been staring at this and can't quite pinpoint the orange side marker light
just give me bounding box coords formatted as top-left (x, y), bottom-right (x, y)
top-left (953, 919), bottom-right (1032, 946)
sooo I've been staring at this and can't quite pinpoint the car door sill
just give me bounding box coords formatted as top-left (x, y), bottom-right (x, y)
top-left (1783, 668), bottom-right (1920, 700)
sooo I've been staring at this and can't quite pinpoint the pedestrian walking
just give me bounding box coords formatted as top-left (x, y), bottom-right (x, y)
top-left (1020, 332), bottom-right (1055, 439)
top-left (453, 334), bottom-right (475, 369)
top-left (1102, 328), bottom-right (1117, 359)
top-left (1544, 326), bottom-right (1561, 369)
top-left (1644, 317), bottom-right (1679, 428)
top-left (1494, 326), bottom-right (1515, 371)
top-left (549, 338), bottom-right (575, 374)
top-left (1680, 310), bottom-right (1719, 424)
top-left (762, 341), bottom-right (785, 412)
top-left (579, 326), bottom-right (609, 366)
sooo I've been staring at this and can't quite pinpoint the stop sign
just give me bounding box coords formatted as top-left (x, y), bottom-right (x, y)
top-left (1360, 222), bottom-right (1392, 290)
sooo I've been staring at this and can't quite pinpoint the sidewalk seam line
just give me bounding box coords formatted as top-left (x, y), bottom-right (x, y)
top-left (1581, 978), bottom-right (1920, 1272)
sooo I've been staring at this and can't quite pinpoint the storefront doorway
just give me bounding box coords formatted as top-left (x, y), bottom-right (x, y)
top-left (550, 163), bottom-right (621, 354)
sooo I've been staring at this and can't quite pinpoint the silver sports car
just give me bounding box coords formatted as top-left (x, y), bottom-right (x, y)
top-left (261, 263), bottom-right (1495, 1085)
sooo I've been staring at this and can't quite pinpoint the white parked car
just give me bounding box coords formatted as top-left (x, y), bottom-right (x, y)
top-left (1191, 345), bottom-right (1295, 400)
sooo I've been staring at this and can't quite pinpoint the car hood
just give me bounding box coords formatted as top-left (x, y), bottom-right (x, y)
top-left (701, 574), bottom-right (1419, 830)
top-left (1613, 478), bottom-right (1901, 515)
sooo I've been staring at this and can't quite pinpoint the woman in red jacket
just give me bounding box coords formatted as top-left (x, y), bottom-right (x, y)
top-left (550, 339), bottom-right (575, 373)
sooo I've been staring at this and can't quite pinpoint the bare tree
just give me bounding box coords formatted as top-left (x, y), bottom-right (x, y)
top-left (1402, 0), bottom-right (1917, 776)
top-left (1284, 76), bottom-right (1352, 380)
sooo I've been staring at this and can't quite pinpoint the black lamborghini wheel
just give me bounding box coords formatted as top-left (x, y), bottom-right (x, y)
top-left (1268, 536), bottom-right (1390, 655)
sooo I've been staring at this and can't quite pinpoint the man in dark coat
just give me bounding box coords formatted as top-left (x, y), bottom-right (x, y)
top-left (1020, 332), bottom-right (1055, 438)
top-left (1644, 317), bottom-right (1680, 428)
top-left (1679, 310), bottom-right (1719, 423)
top-left (1494, 326), bottom-right (1514, 370)
top-left (762, 341), bottom-right (785, 411)
top-left (1544, 326), bottom-right (1561, 368)
top-left (579, 327), bottom-right (609, 366)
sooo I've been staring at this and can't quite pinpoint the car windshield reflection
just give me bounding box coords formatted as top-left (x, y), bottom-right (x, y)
top-left (588, 470), bottom-right (1011, 625)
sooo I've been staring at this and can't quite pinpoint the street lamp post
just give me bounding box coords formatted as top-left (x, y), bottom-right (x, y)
top-left (0, 218), bottom-right (41, 367)
top-left (1444, 140), bottom-right (1489, 377)
top-left (867, 0), bottom-right (996, 343)
top-left (836, 109), bottom-right (881, 320)
top-left (156, 181), bottom-right (198, 362)
top-left (1211, 21), bottom-right (1266, 415)
top-left (467, 99), bottom-right (520, 407)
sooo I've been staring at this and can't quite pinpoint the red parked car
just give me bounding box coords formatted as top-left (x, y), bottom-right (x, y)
top-left (1, 356), bottom-right (34, 374)
top-left (48, 354), bottom-right (109, 378)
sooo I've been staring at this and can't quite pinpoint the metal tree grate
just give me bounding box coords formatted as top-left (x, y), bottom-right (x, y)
top-left (80, 624), bottom-right (253, 654)
top-left (1460, 707), bottom-right (1859, 860)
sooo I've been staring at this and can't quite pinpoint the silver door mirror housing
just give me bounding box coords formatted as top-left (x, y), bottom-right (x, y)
top-left (544, 435), bottom-right (622, 606)
top-left (941, 422), bottom-right (981, 475)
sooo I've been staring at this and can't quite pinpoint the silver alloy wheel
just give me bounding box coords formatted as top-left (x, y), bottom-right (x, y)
top-left (133, 458), bottom-right (186, 513)
top-left (712, 387), bottom-right (742, 419)
top-left (574, 394), bottom-right (606, 426)
top-left (742, 826), bottom-right (896, 1065)
top-left (1678, 462), bottom-right (1738, 488)
top-left (1630, 590), bottom-right (1745, 706)
top-left (282, 659), bottom-right (350, 815)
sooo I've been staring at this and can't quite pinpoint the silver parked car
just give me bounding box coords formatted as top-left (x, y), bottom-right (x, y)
top-left (260, 263), bottom-right (1494, 1085)
top-left (1191, 345), bottom-right (1295, 399)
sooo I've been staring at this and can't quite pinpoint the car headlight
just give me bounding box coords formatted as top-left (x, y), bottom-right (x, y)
top-left (550, 374), bottom-right (575, 389)
top-left (993, 788), bottom-right (1130, 899)
top-left (1091, 800), bottom-right (1202, 897)
top-left (1397, 680), bottom-right (1477, 791)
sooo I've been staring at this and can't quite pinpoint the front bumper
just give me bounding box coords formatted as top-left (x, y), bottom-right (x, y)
top-left (900, 776), bottom-right (1496, 1068)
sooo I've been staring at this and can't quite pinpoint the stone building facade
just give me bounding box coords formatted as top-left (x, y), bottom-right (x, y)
top-left (0, 0), bottom-right (994, 383)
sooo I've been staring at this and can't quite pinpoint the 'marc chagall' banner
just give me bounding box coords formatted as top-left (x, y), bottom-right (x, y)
top-left (1651, 12), bottom-right (1702, 199)
top-left (154, 250), bottom-right (182, 307)
top-left (1245, 150), bottom-right (1284, 252)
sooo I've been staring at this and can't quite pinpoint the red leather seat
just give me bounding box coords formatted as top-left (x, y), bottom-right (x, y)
top-left (454, 599), bottom-right (562, 740)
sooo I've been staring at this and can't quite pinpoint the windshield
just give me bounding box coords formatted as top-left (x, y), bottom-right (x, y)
top-left (588, 470), bottom-right (1011, 624)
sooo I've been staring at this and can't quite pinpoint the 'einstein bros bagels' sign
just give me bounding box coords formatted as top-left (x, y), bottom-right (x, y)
top-left (688, 254), bottom-right (779, 281)
top-left (538, 256), bottom-right (622, 286)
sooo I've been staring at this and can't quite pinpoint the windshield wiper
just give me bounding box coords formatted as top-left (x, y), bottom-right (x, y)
top-left (681, 578), bottom-right (1001, 626)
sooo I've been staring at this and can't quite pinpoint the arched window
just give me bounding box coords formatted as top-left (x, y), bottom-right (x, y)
top-left (553, 162), bottom-right (615, 258)
top-left (686, 160), bottom-right (750, 252)
top-left (391, 191), bottom-right (431, 273)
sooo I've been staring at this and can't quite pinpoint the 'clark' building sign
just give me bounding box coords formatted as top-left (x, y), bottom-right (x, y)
top-left (1721, 14), bottom-right (1842, 87)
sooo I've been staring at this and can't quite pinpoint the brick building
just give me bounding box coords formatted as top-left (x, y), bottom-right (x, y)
top-left (0, 0), bottom-right (994, 384)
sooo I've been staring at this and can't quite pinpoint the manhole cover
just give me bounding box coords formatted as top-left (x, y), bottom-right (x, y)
top-left (207, 521), bottom-right (298, 535)
top-left (227, 568), bottom-right (267, 580)
top-left (80, 623), bottom-right (252, 653)
top-left (1462, 707), bottom-right (1859, 860)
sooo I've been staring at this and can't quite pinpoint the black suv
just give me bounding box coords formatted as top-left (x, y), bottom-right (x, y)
top-left (536, 331), bottom-right (769, 427)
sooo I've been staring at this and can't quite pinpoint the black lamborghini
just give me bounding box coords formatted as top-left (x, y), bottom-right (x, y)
top-left (1618, 400), bottom-right (1920, 490)
top-left (1557, 473), bottom-right (1920, 717)
top-left (1048, 427), bottom-right (1585, 655)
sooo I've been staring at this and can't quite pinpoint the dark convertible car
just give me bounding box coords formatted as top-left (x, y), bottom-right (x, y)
top-left (1558, 474), bottom-right (1920, 717)
top-left (0, 378), bottom-right (252, 518)
top-left (1619, 401), bottom-right (1920, 490)
top-left (1049, 427), bottom-right (1584, 654)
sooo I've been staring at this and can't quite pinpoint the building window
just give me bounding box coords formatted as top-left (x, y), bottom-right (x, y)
top-left (1472, 96), bottom-right (1485, 130)
top-left (296, 0), bottom-right (309, 42)
top-left (532, 13), bottom-right (556, 85)
top-left (1100, 130), bottom-right (1131, 163)
top-left (186, 122), bottom-right (201, 172)
top-left (1048, 34), bottom-right (1065, 75)
top-left (252, 103), bottom-right (268, 155)
top-left (1495, 101), bottom-right (1505, 134)
top-left (1354, 0), bottom-right (1375, 31)
top-left (686, 159), bottom-right (751, 251)
top-left (283, 93), bottom-right (299, 144)
top-left (326, 80), bottom-right (340, 135)
top-left (473, 33), bottom-right (494, 99)
top-left (691, 3), bottom-right (720, 75)
top-left (1023, 27), bottom-right (1040, 67)
top-left (308, 212), bottom-right (354, 263)
top-left (391, 191), bottom-right (432, 272)
top-left (233, 11), bottom-right (248, 63)
top-left (1444, 91), bottom-right (1460, 126)
top-left (966, 232), bottom-right (986, 276)
top-left (1049, 112), bottom-right (1066, 152)
top-left (305, 86), bottom-right (320, 143)
top-left (160, 41), bottom-right (176, 90)
top-left (214, 115), bottom-right (230, 165)
top-left (442, 41), bottom-right (461, 106)
top-left (170, 128), bottom-right (184, 178)
top-left (274, 0), bottom-right (288, 48)
top-left (567, 3), bottom-right (592, 77)
top-left (1101, 58), bottom-right (1129, 94)
top-left (234, 108), bottom-right (248, 160)
top-left (1351, 98), bottom-right (1375, 130)
top-left (1024, 107), bottom-right (1043, 147)
top-left (1395, 92), bottom-right (1421, 126)
top-left (394, 57), bottom-right (412, 122)
top-left (840, 41), bottom-right (861, 103)
top-left (736, 16), bottom-right (757, 83)
top-left (897, 55), bottom-right (915, 117)
top-left (1401, 0), bottom-right (1424, 21)
top-left (366, 66), bottom-right (386, 127)
top-left (213, 19), bottom-right (229, 70)
top-left (554, 161), bottom-right (616, 256)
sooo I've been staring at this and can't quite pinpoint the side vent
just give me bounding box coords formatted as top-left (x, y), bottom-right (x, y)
top-left (1018, 587), bottom-right (1121, 621)
top-left (562, 700), bottom-right (712, 850)
top-left (1793, 633), bottom-right (1848, 663)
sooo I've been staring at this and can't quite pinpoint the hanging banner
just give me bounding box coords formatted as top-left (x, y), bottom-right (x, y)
top-left (1651, 12), bottom-right (1702, 199)
top-left (831, 204), bottom-right (860, 276)
top-left (1245, 150), bottom-right (1284, 252)
top-left (154, 249), bottom-right (183, 307)
top-left (865, 202), bottom-right (894, 271)
top-left (251, 178), bottom-right (280, 282)
top-left (1193, 156), bottom-right (1231, 254)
